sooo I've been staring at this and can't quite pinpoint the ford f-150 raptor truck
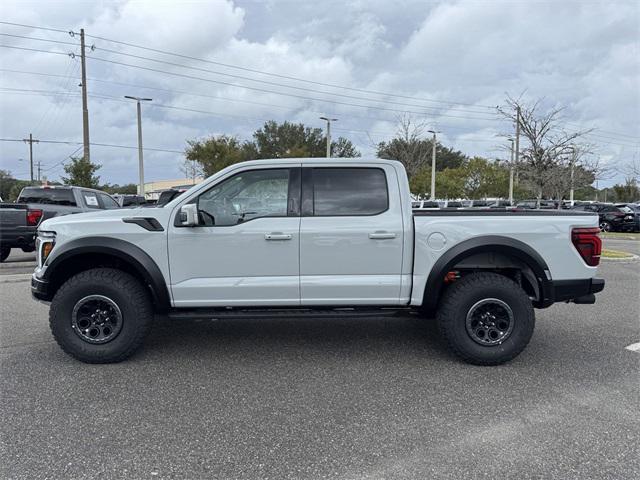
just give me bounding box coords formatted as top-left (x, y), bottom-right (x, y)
top-left (31, 158), bottom-right (605, 365)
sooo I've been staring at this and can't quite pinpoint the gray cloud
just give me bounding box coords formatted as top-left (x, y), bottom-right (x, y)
top-left (0, 0), bottom-right (638, 187)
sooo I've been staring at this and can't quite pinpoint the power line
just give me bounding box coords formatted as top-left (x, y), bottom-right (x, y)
top-left (0, 138), bottom-right (183, 154)
top-left (0, 44), bottom-right (502, 121)
top-left (0, 44), bottom-right (70, 56)
top-left (86, 54), bottom-right (504, 122)
top-left (0, 33), bottom-right (79, 47)
top-left (7, 87), bottom-right (640, 148)
top-left (93, 45), bottom-right (498, 118)
top-left (0, 21), bottom-right (71, 34)
top-left (4, 22), bottom-right (639, 141)
top-left (4, 67), bottom-right (640, 143)
top-left (85, 32), bottom-right (496, 110)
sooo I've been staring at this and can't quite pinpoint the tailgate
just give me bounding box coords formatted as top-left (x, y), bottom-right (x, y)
top-left (0, 203), bottom-right (28, 229)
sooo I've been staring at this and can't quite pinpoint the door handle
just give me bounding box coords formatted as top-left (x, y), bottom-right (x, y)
top-left (369, 231), bottom-right (397, 240)
top-left (265, 232), bottom-right (292, 241)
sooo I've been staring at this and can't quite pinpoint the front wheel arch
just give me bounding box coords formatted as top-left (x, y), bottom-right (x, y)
top-left (43, 238), bottom-right (170, 312)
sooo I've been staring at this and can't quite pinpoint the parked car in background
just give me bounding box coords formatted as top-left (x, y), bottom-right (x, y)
top-left (156, 188), bottom-right (188, 207)
top-left (412, 200), bottom-right (440, 210)
top-left (594, 204), bottom-right (635, 232)
top-left (114, 194), bottom-right (146, 207)
top-left (0, 186), bottom-right (120, 262)
top-left (614, 204), bottom-right (639, 232)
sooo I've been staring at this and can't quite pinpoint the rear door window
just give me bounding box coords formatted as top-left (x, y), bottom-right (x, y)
top-left (82, 191), bottom-right (100, 209)
top-left (17, 188), bottom-right (76, 206)
top-left (311, 168), bottom-right (388, 216)
top-left (98, 193), bottom-right (120, 209)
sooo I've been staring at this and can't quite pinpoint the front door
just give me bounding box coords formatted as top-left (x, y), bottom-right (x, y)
top-left (168, 166), bottom-right (301, 307)
top-left (299, 165), bottom-right (405, 305)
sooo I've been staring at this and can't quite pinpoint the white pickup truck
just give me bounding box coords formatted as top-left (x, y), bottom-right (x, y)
top-left (32, 158), bottom-right (604, 365)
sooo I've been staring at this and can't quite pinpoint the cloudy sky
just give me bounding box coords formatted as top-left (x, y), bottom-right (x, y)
top-left (1, 0), bottom-right (638, 186)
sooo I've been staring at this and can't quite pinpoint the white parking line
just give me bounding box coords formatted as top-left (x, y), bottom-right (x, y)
top-left (625, 342), bottom-right (640, 352)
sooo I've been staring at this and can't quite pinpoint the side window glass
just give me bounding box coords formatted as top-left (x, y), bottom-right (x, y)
top-left (99, 193), bottom-right (120, 209)
top-left (82, 191), bottom-right (100, 209)
top-left (312, 168), bottom-right (388, 216)
top-left (197, 169), bottom-right (290, 226)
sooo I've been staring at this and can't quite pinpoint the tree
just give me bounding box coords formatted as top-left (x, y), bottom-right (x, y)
top-left (251, 120), bottom-right (358, 158)
top-left (100, 183), bottom-right (138, 195)
top-left (331, 136), bottom-right (361, 158)
top-left (62, 156), bottom-right (101, 188)
top-left (185, 135), bottom-right (253, 177)
top-left (498, 96), bottom-right (592, 201)
top-left (0, 170), bottom-right (17, 200)
top-left (377, 115), bottom-right (466, 180)
top-left (253, 120), bottom-right (324, 158)
top-left (612, 178), bottom-right (640, 203)
top-left (462, 157), bottom-right (510, 199)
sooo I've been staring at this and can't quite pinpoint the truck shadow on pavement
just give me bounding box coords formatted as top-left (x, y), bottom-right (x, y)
top-left (143, 314), bottom-right (451, 362)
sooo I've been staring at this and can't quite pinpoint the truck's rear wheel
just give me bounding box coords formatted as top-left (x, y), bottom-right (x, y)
top-left (436, 272), bottom-right (535, 365)
top-left (49, 268), bottom-right (153, 363)
top-left (0, 247), bottom-right (10, 262)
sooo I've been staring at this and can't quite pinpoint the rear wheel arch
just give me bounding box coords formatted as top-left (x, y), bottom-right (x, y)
top-left (43, 237), bottom-right (170, 312)
top-left (422, 236), bottom-right (552, 313)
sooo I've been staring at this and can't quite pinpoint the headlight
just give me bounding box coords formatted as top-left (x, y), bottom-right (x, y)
top-left (37, 231), bottom-right (56, 268)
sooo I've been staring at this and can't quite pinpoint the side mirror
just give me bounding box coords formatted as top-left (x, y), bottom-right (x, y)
top-left (179, 204), bottom-right (199, 227)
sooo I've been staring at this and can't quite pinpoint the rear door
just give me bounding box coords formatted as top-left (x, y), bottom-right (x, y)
top-left (299, 165), bottom-right (405, 305)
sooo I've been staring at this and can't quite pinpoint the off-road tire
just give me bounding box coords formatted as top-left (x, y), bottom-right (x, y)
top-left (49, 268), bottom-right (153, 363)
top-left (0, 247), bottom-right (10, 263)
top-left (437, 272), bottom-right (535, 366)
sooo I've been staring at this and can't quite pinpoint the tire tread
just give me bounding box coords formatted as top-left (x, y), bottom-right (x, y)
top-left (49, 268), bottom-right (153, 363)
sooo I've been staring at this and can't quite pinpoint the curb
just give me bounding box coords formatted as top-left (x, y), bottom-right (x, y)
top-left (601, 254), bottom-right (639, 262)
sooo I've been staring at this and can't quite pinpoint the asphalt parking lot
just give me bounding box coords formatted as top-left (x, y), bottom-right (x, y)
top-left (1, 241), bottom-right (638, 479)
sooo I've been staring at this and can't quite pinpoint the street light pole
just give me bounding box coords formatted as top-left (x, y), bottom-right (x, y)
top-left (508, 138), bottom-right (515, 205)
top-left (125, 96), bottom-right (152, 197)
top-left (427, 130), bottom-right (440, 200)
top-left (569, 147), bottom-right (576, 205)
top-left (319, 116), bottom-right (337, 158)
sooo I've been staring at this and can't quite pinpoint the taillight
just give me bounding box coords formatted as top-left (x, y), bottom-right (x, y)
top-left (26, 209), bottom-right (43, 226)
top-left (572, 227), bottom-right (602, 266)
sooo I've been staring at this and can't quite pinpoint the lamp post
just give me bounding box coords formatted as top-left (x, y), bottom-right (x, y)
top-left (569, 146), bottom-right (576, 206)
top-left (124, 96), bottom-right (153, 196)
top-left (427, 130), bottom-right (440, 200)
top-left (319, 116), bottom-right (337, 158)
top-left (508, 138), bottom-right (515, 205)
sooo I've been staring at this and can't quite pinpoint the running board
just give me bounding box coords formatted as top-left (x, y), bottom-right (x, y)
top-left (167, 307), bottom-right (414, 321)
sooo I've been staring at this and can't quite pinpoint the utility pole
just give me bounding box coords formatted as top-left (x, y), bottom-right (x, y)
top-left (125, 96), bottom-right (153, 196)
top-left (319, 116), bottom-right (337, 158)
top-left (80, 28), bottom-right (91, 162)
top-left (22, 133), bottom-right (39, 182)
top-left (508, 138), bottom-right (515, 205)
top-left (36, 161), bottom-right (43, 182)
top-left (427, 130), bottom-right (440, 200)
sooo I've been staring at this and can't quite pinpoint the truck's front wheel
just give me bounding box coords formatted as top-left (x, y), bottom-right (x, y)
top-left (436, 272), bottom-right (535, 365)
top-left (49, 268), bottom-right (153, 363)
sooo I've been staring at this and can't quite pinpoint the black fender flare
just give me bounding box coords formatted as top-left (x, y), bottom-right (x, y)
top-left (422, 235), bottom-right (553, 311)
top-left (43, 236), bottom-right (171, 311)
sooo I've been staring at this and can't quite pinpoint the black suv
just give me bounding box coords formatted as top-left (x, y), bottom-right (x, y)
top-left (573, 203), bottom-right (635, 232)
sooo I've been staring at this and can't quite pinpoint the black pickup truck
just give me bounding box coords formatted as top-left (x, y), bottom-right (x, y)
top-left (0, 185), bottom-right (120, 262)
top-left (0, 203), bottom-right (43, 261)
